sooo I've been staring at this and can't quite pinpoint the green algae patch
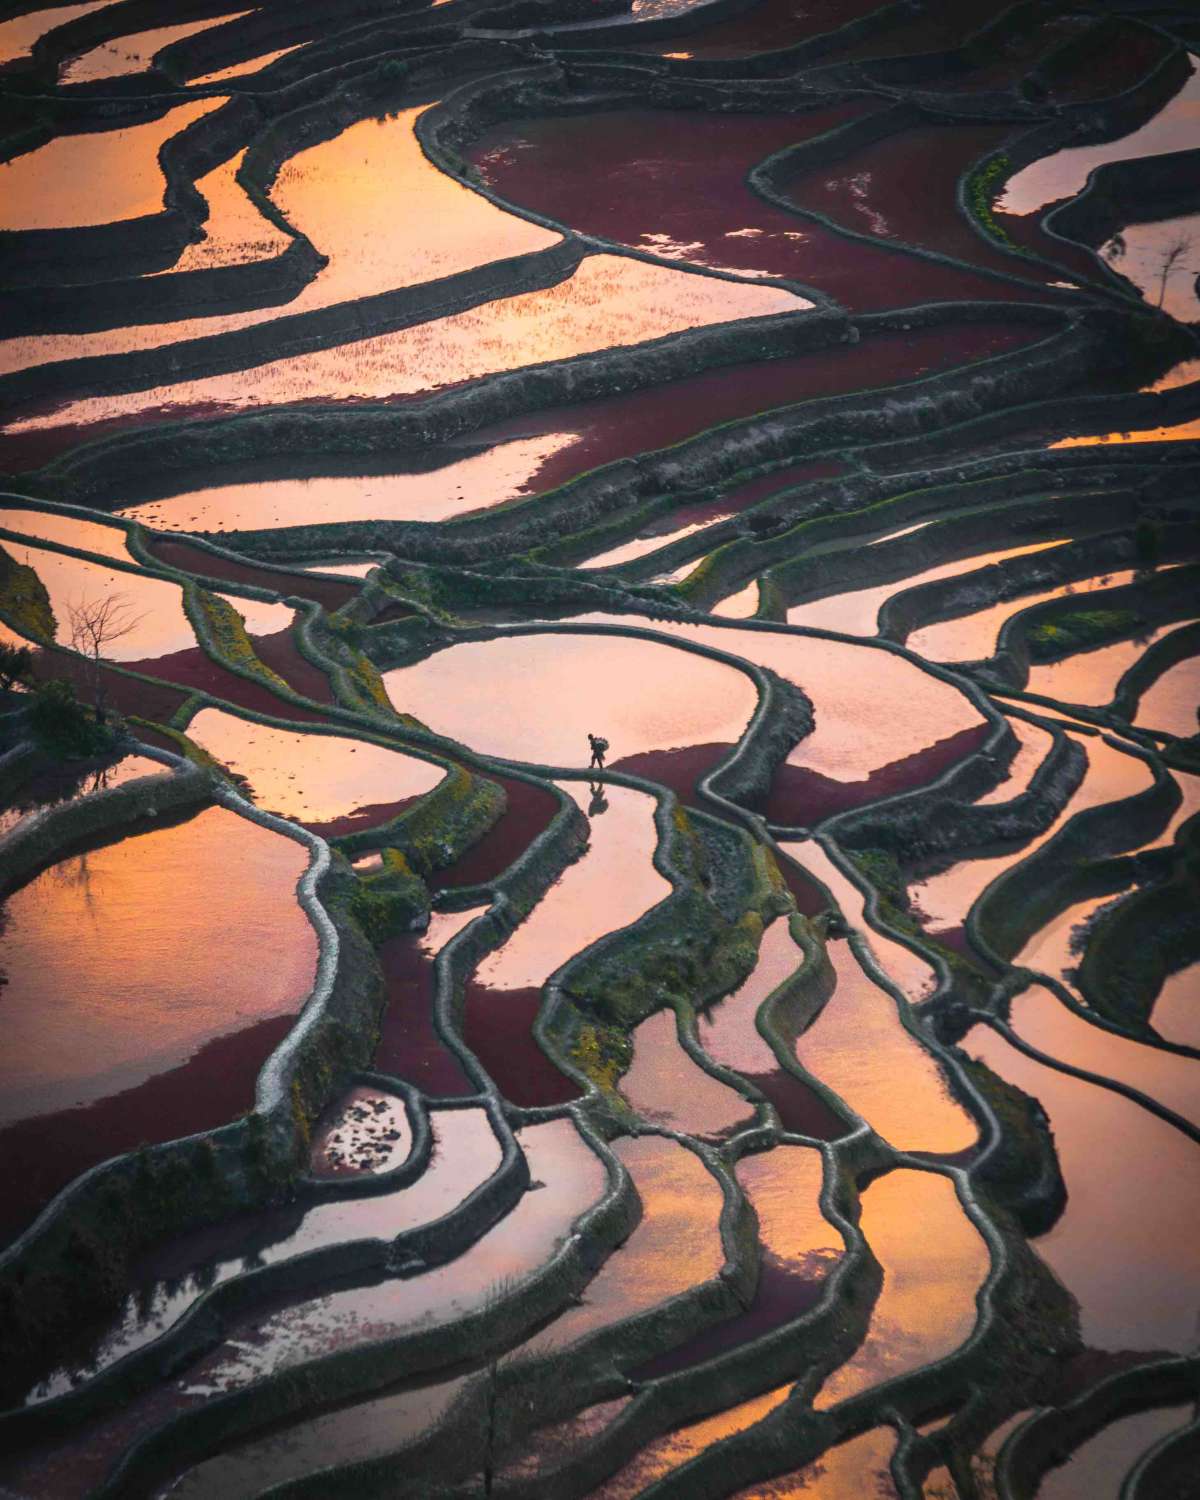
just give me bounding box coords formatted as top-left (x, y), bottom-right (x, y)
top-left (1027, 607), bottom-right (1141, 661)
top-left (188, 586), bottom-right (293, 696)
top-left (0, 542), bottom-right (56, 641)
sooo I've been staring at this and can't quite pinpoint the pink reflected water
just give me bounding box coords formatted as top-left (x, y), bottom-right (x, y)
top-left (998, 63), bottom-right (1200, 216)
top-left (185, 707), bottom-right (445, 832)
top-left (60, 12), bottom-right (249, 82)
top-left (118, 434), bottom-right (578, 533)
top-left (309, 1084), bottom-right (413, 1179)
top-left (522, 1133), bottom-right (726, 1358)
top-left (568, 614), bottom-right (987, 797)
top-left (907, 568), bottom-right (1142, 663)
top-left (787, 541), bottom-right (1062, 636)
top-left (165, 149), bottom-right (292, 273)
top-left (1038, 1406), bottom-right (1190, 1500)
top-left (385, 630), bottom-right (758, 768)
top-left (0, 504), bottom-right (136, 562)
top-left (910, 732), bottom-right (1152, 938)
top-left (1, 534), bottom-right (197, 659)
top-left (1026, 627), bottom-right (1172, 707)
top-left (0, 804), bottom-right (315, 1126)
top-left (464, 784), bottom-right (668, 1106)
top-left (0, 1), bottom-right (112, 64)
top-left (0, 805), bottom-right (315, 1246)
top-left (474, 784), bottom-right (668, 992)
top-left (796, 934), bottom-right (971, 1151)
top-left (1153, 965), bottom-right (1200, 1049)
top-left (697, 915), bottom-right (848, 1138)
top-left (1135, 652), bottom-right (1200, 738)
top-left (621, 1008), bottom-right (755, 1139)
top-left (164, 1118), bottom-right (606, 1496)
top-left (1004, 984), bottom-right (1199, 1132)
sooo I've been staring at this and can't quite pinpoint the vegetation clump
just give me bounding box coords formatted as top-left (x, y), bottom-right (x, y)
top-left (966, 154), bottom-right (1019, 250)
top-left (1028, 607), bottom-right (1141, 660)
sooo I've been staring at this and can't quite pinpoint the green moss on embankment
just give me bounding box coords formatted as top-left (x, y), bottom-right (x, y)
top-left (563, 809), bottom-right (782, 1035)
top-left (190, 588), bottom-right (292, 695)
top-left (126, 717), bottom-right (230, 779)
top-left (570, 1019), bottom-right (633, 1095)
top-left (847, 846), bottom-right (989, 999)
top-left (323, 615), bottom-right (399, 713)
top-left (0, 542), bottom-right (56, 641)
top-left (966, 155), bottom-right (1019, 251)
top-left (1027, 607), bottom-right (1140, 660)
top-left (346, 849), bottom-right (430, 941)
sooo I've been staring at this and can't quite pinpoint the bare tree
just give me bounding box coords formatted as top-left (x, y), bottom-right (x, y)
top-left (68, 593), bottom-right (146, 724)
top-left (1155, 234), bottom-right (1192, 309)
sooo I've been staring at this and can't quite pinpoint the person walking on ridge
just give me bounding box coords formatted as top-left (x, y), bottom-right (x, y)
top-left (588, 732), bottom-right (608, 771)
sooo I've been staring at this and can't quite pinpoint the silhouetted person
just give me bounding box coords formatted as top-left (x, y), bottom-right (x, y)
top-left (587, 781), bottom-right (608, 817)
top-left (587, 732), bottom-right (608, 770)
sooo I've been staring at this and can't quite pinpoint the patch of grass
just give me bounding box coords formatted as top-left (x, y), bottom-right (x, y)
top-left (191, 588), bottom-right (292, 695)
top-left (1028, 607), bottom-right (1140, 660)
top-left (0, 542), bottom-right (56, 641)
top-left (966, 155), bottom-right (1019, 251)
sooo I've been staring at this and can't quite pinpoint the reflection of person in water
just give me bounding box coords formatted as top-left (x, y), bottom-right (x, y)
top-left (587, 732), bottom-right (608, 770)
top-left (587, 781), bottom-right (608, 817)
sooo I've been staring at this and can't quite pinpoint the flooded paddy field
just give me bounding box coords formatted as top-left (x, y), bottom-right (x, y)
top-left (1, 0), bottom-right (1198, 1495)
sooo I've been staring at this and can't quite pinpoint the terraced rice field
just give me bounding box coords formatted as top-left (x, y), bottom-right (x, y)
top-left (0, 1), bottom-right (1197, 1496)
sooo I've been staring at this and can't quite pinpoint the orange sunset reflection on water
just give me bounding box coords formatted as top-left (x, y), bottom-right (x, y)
top-left (0, 107), bottom-right (562, 374)
top-left (0, 98), bottom-right (225, 231)
top-left (8, 254), bottom-right (806, 429)
top-left (814, 1168), bottom-right (989, 1410)
top-left (185, 707), bottom-right (445, 828)
top-left (0, 806), bottom-right (316, 1127)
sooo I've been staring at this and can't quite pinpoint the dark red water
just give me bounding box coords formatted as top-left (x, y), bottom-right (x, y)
top-left (375, 936), bottom-right (477, 1096)
top-left (146, 538), bottom-right (360, 612)
top-left (609, 741), bottom-right (734, 805)
top-left (125, 643), bottom-right (329, 722)
top-left (1042, 24), bottom-right (1167, 104)
top-left (469, 107), bottom-right (1055, 308)
top-left (248, 626), bottom-right (335, 705)
top-left (823, 0), bottom-right (1012, 62)
top-left (764, 721), bottom-right (992, 825)
top-left (0, 1014), bottom-right (293, 1249)
top-left (633, 1252), bottom-right (827, 1378)
top-left (461, 982), bottom-right (580, 1106)
top-left (476, 319), bottom-right (1046, 507)
top-left (777, 853), bottom-right (829, 917)
top-left (778, 121), bottom-right (1061, 285)
top-left (626, 0), bottom-right (890, 59)
top-left (432, 772), bottom-right (561, 890)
